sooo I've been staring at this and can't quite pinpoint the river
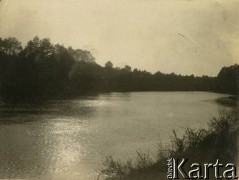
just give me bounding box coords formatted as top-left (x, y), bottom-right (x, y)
top-left (0, 92), bottom-right (232, 179)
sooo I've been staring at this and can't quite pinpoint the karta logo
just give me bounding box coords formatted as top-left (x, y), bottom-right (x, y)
top-left (167, 158), bottom-right (238, 179)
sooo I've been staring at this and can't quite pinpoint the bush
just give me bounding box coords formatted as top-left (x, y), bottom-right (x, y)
top-left (101, 109), bottom-right (239, 179)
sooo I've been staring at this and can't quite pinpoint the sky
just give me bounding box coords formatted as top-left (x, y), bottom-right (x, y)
top-left (0, 0), bottom-right (238, 76)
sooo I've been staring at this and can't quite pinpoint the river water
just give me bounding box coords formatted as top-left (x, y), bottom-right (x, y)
top-left (0, 92), bottom-right (231, 179)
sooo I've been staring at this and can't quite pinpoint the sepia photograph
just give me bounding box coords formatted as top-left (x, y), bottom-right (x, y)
top-left (0, 0), bottom-right (238, 179)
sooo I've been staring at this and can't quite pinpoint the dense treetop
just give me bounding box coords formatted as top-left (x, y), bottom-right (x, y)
top-left (0, 37), bottom-right (238, 103)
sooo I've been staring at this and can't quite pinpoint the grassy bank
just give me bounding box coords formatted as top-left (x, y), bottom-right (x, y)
top-left (101, 109), bottom-right (239, 180)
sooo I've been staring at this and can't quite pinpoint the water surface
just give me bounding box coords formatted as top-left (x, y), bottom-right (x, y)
top-left (0, 92), bottom-right (231, 179)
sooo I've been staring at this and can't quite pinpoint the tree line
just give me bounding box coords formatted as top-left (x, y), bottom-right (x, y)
top-left (0, 37), bottom-right (238, 102)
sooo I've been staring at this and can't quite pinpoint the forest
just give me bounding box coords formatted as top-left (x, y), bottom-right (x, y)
top-left (0, 37), bottom-right (238, 102)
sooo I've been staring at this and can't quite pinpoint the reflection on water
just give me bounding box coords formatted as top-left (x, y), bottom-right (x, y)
top-left (0, 92), bottom-right (233, 179)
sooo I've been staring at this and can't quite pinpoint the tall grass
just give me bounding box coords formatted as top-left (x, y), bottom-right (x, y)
top-left (101, 108), bottom-right (239, 180)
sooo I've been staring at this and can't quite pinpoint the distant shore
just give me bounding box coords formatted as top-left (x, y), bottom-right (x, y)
top-left (0, 37), bottom-right (238, 103)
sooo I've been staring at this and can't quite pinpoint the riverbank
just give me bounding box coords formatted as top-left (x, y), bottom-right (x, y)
top-left (101, 108), bottom-right (239, 179)
top-left (1, 37), bottom-right (238, 103)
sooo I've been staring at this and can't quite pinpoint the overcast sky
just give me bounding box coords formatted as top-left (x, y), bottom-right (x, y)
top-left (0, 0), bottom-right (238, 76)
